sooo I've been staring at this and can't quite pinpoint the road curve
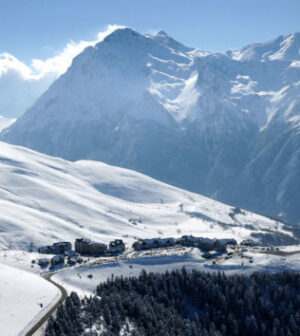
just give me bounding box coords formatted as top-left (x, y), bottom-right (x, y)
top-left (24, 254), bottom-right (123, 336)
top-left (25, 273), bottom-right (67, 336)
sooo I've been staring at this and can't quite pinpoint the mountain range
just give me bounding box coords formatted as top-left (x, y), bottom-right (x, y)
top-left (1, 28), bottom-right (300, 225)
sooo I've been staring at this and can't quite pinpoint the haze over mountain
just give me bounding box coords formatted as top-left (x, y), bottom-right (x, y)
top-left (0, 115), bottom-right (15, 132)
top-left (2, 28), bottom-right (300, 225)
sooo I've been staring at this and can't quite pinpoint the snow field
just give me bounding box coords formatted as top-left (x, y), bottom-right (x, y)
top-left (0, 141), bottom-right (288, 251)
top-left (0, 262), bottom-right (60, 336)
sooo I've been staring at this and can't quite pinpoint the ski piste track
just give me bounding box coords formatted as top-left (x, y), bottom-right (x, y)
top-left (25, 248), bottom-right (300, 336)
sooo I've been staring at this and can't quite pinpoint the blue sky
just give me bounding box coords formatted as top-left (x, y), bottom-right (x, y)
top-left (1, 0), bottom-right (300, 62)
top-left (0, 0), bottom-right (299, 119)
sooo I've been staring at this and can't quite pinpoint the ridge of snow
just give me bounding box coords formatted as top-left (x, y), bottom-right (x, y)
top-left (228, 33), bottom-right (300, 62)
top-left (150, 30), bottom-right (194, 53)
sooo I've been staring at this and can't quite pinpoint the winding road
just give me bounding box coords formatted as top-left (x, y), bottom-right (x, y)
top-left (25, 254), bottom-right (127, 336)
top-left (24, 248), bottom-right (300, 336)
top-left (25, 273), bottom-right (67, 336)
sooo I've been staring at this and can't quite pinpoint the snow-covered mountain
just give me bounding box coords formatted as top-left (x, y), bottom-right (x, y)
top-left (227, 33), bottom-right (300, 62)
top-left (2, 28), bottom-right (300, 225)
top-left (0, 141), bottom-right (296, 250)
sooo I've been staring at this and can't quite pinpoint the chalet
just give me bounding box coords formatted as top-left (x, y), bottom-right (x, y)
top-left (132, 239), bottom-right (149, 250)
top-left (202, 251), bottom-right (218, 259)
top-left (38, 246), bottom-right (53, 254)
top-left (177, 236), bottom-right (232, 251)
top-left (109, 239), bottom-right (125, 252)
top-left (64, 250), bottom-right (78, 257)
top-left (38, 241), bottom-right (72, 254)
top-left (75, 238), bottom-right (107, 255)
top-left (199, 237), bottom-right (217, 250)
top-left (132, 237), bottom-right (176, 251)
top-left (132, 235), bottom-right (237, 252)
top-left (52, 242), bottom-right (72, 254)
top-left (67, 257), bottom-right (76, 265)
top-left (38, 258), bottom-right (50, 266)
top-left (177, 235), bottom-right (200, 247)
top-left (50, 254), bottom-right (64, 266)
top-left (65, 251), bottom-right (81, 265)
top-left (67, 254), bottom-right (82, 265)
top-left (214, 238), bottom-right (237, 251)
top-left (240, 239), bottom-right (260, 247)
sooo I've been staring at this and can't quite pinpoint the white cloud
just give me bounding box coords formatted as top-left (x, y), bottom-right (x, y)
top-left (31, 24), bottom-right (125, 78)
top-left (0, 24), bottom-right (125, 118)
top-left (0, 53), bottom-right (32, 78)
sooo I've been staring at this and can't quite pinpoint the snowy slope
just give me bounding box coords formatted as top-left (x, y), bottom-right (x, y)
top-left (0, 115), bottom-right (15, 132)
top-left (0, 141), bottom-right (295, 251)
top-left (0, 262), bottom-right (59, 336)
top-left (1, 28), bottom-right (300, 224)
top-left (228, 33), bottom-right (300, 62)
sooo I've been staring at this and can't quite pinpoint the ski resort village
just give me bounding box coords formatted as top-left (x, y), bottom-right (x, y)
top-left (34, 235), bottom-right (286, 270)
top-left (1, 2), bottom-right (300, 335)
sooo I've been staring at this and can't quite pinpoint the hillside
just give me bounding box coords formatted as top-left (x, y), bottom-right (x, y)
top-left (0, 141), bottom-right (296, 250)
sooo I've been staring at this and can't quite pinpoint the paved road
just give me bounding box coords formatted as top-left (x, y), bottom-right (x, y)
top-left (25, 253), bottom-right (126, 336)
top-left (25, 273), bottom-right (67, 336)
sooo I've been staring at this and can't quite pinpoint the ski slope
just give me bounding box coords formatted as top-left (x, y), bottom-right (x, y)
top-left (0, 141), bottom-right (295, 251)
top-left (0, 262), bottom-right (59, 336)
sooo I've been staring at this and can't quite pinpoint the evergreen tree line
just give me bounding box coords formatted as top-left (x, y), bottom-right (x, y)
top-left (45, 269), bottom-right (300, 336)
